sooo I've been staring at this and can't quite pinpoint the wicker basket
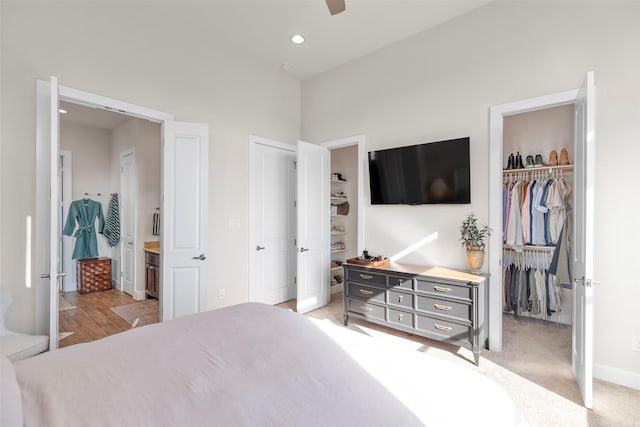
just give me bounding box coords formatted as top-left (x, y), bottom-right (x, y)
top-left (77, 257), bottom-right (112, 294)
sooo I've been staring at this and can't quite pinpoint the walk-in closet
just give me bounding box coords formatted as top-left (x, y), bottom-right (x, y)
top-left (330, 145), bottom-right (359, 294)
top-left (501, 105), bottom-right (575, 330)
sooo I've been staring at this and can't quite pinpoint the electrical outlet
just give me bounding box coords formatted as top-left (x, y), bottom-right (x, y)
top-left (218, 289), bottom-right (225, 299)
top-left (632, 336), bottom-right (640, 352)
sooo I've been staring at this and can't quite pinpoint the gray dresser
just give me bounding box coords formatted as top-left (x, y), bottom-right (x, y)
top-left (343, 262), bottom-right (488, 365)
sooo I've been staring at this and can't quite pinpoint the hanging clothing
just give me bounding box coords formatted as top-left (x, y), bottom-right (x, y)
top-left (103, 193), bottom-right (121, 248)
top-left (63, 199), bottom-right (105, 260)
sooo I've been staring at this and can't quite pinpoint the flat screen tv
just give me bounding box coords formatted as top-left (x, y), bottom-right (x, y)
top-left (368, 137), bottom-right (471, 205)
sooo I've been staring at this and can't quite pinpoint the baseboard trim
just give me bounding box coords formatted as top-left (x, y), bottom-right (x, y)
top-left (594, 363), bottom-right (640, 391)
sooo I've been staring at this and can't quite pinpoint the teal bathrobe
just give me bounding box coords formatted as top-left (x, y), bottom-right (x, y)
top-left (63, 199), bottom-right (105, 260)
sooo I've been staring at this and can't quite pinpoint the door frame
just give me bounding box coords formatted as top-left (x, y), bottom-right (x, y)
top-left (488, 88), bottom-right (578, 351)
top-left (35, 80), bottom-right (174, 338)
top-left (119, 148), bottom-right (138, 297)
top-left (248, 135), bottom-right (297, 303)
top-left (321, 135), bottom-right (366, 255)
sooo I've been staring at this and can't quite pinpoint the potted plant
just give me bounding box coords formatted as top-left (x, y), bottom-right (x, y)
top-left (459, 212), bottom-right (491, 273)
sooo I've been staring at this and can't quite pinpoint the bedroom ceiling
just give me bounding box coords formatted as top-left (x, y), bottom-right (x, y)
top-left (198, 0), bottom-right (491, 79)
top-left (58, 1), bottom-right (491, 129)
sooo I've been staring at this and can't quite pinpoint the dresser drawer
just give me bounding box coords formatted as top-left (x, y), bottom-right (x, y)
top-left (388, 275), bottom-right (413, 290)
top-left (416, 314), bottom-right (471, 343)
top-left (417, 295), bottom-right (470, 322)
top-left (345, 269), bottom-right (386, 288)
top-left (416, 279), bottom-right (471, 301)
top-left (347, 283), bottom-right (385, 304)
top-left (347, 298), bottom-right (385, 321)
top-left (387, 289), bottom-right (414, 310)
top-left (388, 308), bottom-right (413, 329)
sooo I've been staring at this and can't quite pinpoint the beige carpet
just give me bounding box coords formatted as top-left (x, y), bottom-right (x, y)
top-left (58, 294), bottom-right (76, 311)
top-left (279, 294), bottom-right (640, 427)
top-left (110, 300), bottom-right (159, 328)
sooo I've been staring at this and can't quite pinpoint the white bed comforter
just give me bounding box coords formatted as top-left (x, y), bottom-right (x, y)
top-left (14, 303), bottom-right (526, 426)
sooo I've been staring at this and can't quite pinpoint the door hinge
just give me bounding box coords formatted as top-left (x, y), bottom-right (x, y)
top-left (293, 161), bottom-right (297, 169)
top-left (294, 238), bottom-right (297, 246)
top-left (294, 276), bottom-right (297, 285)
top-left (294, 200), bottom-right (297, 208)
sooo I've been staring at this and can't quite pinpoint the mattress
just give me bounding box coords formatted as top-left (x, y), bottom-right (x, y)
top-left (12, 303), bottom-right (526, 426)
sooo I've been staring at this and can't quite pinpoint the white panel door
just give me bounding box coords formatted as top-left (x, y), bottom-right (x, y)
top-left (572, 71), bottom-right (595, 409)
top-left (120, 151), bottom-right (136, 296)
top-left (250, 141), bottom-right (296, 305)
top-left (162, 121), bottom-right (208, 320)
top-left (296, 140), bottom-right (330, 314)
top-left (35, 76), bottom-right (61, 350)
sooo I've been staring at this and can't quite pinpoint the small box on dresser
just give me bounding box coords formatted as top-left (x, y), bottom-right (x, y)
top-left (343, 262), bottom-right (488, 365)
top-left (76, 257), bottom-right (112, 294)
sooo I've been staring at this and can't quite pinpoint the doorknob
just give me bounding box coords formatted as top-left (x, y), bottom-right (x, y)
top-left (192, 254), bottom-right (207, 260)
top-left (573, 277), bottom-right (599, 287)
top-left (299, 247), bottom-right (309, 253)
top-left (256, 246), bottom-right (265, 251)
top-left (40, 272), bottom-right (67, 279)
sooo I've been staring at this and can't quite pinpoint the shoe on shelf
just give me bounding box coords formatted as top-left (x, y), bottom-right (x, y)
top-left (505, 153), bottom-right (514, 170)
top-left (559, 148), bottom-right (571, 165)
top-left (525, 155), bottom-right (535, 168)
top-left (516, 152), bottom-right (525, 169)
top-left (534, 154), bottom-right (546, 167)
top-left (548, 150), bottom-right (558, 166)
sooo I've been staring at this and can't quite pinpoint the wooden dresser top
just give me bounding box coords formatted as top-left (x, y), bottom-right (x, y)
top-left (344, 262), bottom-right (486, 284)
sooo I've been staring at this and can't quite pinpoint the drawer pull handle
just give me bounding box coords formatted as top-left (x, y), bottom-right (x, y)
top-left (359, 274), bottom-right (373, 280)
top-left (434, 303), bottom-right (452, 311)
top-left (398, 313), bottom-right (404, 320)
top-left (434, 324), bottom-right (452, 332)
top-left (359, 305), bottom-right (373, 313)
top-left (433, 286), bottom-right (452, 293)
top-left (398, 295), bottom-right (404, 303)
top-left (359, 289), bottom-right (373, 295)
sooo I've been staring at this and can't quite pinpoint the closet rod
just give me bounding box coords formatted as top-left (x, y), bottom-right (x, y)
top-left (503, 244), bottom-right (555, 252)
top-left (502, 164), bottom-right (573, 176)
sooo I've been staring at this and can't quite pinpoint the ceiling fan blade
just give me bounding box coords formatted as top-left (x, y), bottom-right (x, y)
top-left (326, 0), bottom-right (346, 16)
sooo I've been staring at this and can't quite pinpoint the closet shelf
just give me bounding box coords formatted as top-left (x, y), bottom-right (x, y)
top-left (502, 164), bottom-right (573, 176)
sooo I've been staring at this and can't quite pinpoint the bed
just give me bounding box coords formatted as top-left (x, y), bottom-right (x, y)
top-left (2, 303), bottom-right (527, 426)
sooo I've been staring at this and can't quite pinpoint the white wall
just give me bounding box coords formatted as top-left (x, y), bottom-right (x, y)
top-left (302, 2), bottom-right (640, 385)
top-left (110, 117), bottom-right (161, 297)
top-left (0, 2), bottom-right (300, 333)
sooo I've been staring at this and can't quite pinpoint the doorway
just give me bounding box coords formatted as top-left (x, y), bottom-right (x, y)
top-left (248, 134), bottom-right (365, 311)
top-left (488, 72), bottom-right (596, 408)
top-left (57, 102), bottom-right (161, 346)
top-left (37, 77), bottom-right (210, 351)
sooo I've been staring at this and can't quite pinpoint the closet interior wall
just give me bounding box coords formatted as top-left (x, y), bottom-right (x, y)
top-left (502, 105), bottom-right (575, 326)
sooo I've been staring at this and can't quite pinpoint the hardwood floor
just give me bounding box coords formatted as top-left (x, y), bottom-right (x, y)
top-left (58, 289), bottom-right (158, 348)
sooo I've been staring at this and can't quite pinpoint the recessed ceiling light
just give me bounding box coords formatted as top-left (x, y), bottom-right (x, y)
top-left (291, 34), bottom-right (305, 44)
top-left (281, 63), bottom-right (291, 70)
top-left (59, 108), bottom-right (67, 114)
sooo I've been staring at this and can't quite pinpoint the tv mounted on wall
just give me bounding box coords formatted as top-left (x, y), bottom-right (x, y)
top-left (368, 137), bottom-right (471, 205)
